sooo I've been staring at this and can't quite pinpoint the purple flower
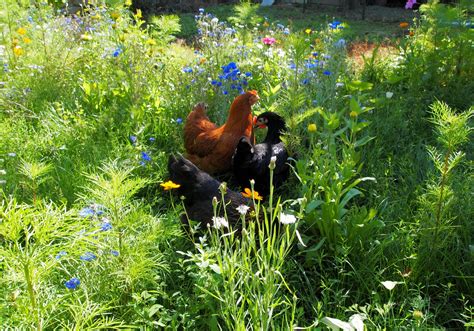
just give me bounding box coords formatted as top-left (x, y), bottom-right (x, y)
top-left (149, 137), bottom-right (156, 142)
top-left (183, 66), bottom-right (193, 73)
top-left (176, 118), bottom-right (183, 124)
top-left (80, 252), bottom-right (96, 261)
top-left (65, 277), bottom-right (80, 290)
top-left (129, 135), bottom-right (137, 144)
top-left (405, 0), bottom-right (416, 9)
top-left (110, 250), bottom-right (119, 256)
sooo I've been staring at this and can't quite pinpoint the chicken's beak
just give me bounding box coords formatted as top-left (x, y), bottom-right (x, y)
top-left (249, 94), bottom-right (260, 106)
top-left (253, 116), bottom-right (267, 129)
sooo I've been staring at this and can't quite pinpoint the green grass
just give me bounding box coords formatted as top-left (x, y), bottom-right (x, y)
top-left (0, 0), bottom-right (472, 329)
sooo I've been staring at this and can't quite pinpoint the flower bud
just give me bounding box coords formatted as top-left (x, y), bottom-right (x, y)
top-left (219, 182), bottom-right (227, 194)
top-left (212, 196), bottom-right (218, 208)
top-left (269, 156), bottom-right (277, 170)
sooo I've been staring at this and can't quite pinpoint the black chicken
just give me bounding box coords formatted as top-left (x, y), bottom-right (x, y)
top-left (168, 154), bottom-right (251, 229)
top-left (232, 112), bottom-right (290, 196)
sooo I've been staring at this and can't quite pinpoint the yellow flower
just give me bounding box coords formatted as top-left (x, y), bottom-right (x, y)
top-left (23, 37), bottom-right (32, 44)
top-left (13, 45), bottom-right (23, 56)
top-left (145, 38), bottom-right (156, 45)
top-left (305, 28), bottom-right (312, 34)
top-left (17, 27), bottom-right (27, 35)
top-left (350, 111), bottom-right (358, 118)
top-left (91, 14), bottom-right (101, 20)
top-left (80, 34), bottom-right (93, 41)
top-left (199, 58), bottom-right (207, 65)
top-left (135, 9), bottom-right (142, 19)
top-left (161, 180), bottom-right (181, 191)
top-left (111, 11), bottom-right (120, 20)
top-left (241, 188), bottom-right (263, 201)
top-left (308, 123), bottom-right (317, 132)
top-left (124, 0), bottom-right (132, 6)
top-left (413, 310), bottom-right (423, 320)
top-left (263, 21), bottom-right (269, 27)
top-left (399, 22), bottom-right (409, 29)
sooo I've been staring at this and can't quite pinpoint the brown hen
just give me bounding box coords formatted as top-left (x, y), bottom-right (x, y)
top-left (184, 90), bottom-right (259, 174)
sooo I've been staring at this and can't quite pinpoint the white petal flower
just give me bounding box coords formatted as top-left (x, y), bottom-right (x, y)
top-left (386, 91), bottom-right (394, 99)
top-left (212, 216), bottom-right (228, 229)
top-left (381, 280), bottom-right (399, 291)
top-left (236, 204), bottom-right (250, 216)
top-left (280, 212), bottom-right (297, 225)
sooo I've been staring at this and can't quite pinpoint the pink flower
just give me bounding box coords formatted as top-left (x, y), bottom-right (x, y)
top-left (405, 0), bottom-right (416, 9)
top-left (262, 37), bottom-right (276, 45)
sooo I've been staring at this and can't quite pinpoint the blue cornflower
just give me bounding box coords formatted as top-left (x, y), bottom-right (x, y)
top-left (312, 52), bottom-right (318, 57)
top-left (222, 90), bottom-right (228, 95)
top-left (176, 118), bottom-right (183, 124)
top-left (129, 135), bottom-right (137, 144)
top-left (302, 78), bottom-right (310, 85)
top-left (149, 137), bottom-right (155, 142)
top-left (79, 207), bottom-right (95, 218)
top-left (216, 81), bottom-right (222, 87)
top-left (100, 221), bottom-right (112, 231)
top-left (183, 66), bottom-right (193, 73)
top-left (112, 47), bottom-right (122, 57)
top-left (80, 252), bottom-right (96, 261)
top-left (141, 152), bottom-right (151, 162)
top-left (110, 250), bottom-right (119, 256)
top-left (211, 80), bottom-right (219, 85)
top-left (323, 70), bottom-right (331, 76)
top-left (288, 63), bottom-right (296, 70)
top-left (55, 251), bottom-right (67, 260)
top-left (222, 62), bottom-right (237, 74)
top-left (65, 277), bottom-right (80, 290)
top-left (245, 72), bottom-right (252, 77)
top-left (335, 38), bottom-right (346, 48)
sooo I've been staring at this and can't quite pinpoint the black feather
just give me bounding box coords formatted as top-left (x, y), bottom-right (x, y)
top-left (168, 154), bottom-right (250, 229)
top-left (232, 112), bottom-right (290, 196)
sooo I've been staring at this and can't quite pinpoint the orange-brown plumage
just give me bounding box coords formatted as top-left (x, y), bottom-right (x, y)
top-left (184, 91), bottom-right (259, 174)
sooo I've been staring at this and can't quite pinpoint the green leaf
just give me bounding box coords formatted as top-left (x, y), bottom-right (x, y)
top-left (306, 199), bottom-right (323, 213)
top-left (347, 80), bottom-right (373, 91)
top-left (82, 82), bottom-right (91, 96)
top-left (354, 135), bottom-right (375, 148)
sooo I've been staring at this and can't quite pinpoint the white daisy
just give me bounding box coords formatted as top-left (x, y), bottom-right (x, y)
top-left (236, 204), bottom-right (250, 216)
top-left (212, 216), bottom-right (228, 229)
top-left (280, 212), bottom-right (297, 225)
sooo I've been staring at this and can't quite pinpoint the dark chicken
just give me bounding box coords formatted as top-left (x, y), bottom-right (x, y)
top-left (232, 112), bottom-right (290, 196)
top-left (184, 91), bottom-right (259, 174)
top-left (168, 154), bottom-right (251, 228)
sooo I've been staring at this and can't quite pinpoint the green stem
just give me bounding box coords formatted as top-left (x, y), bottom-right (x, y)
top-left (431, 149), bottom-right (451, 250)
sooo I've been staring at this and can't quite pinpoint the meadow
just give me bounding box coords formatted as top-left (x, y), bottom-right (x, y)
top-left (0, 0), bottom-right (473, 329)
